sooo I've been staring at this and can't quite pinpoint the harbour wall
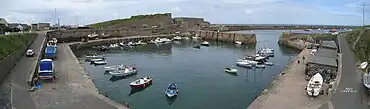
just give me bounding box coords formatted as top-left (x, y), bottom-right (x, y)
top-left (0, 33), bottom-right (37, 84)
top-left (46, 28), bottom-right (182, 42)
top-left (196, 31), bottom-right (257, 44)
top-left (68, 34), bottom-right (179, 50)
top-left (207, 25), bottom-right (359, 32)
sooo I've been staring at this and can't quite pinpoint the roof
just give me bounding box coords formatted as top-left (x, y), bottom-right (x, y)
top-left (0, 18), bottom-right (8, 25)
top-left (314, 48), bottom-right (338, 58)
top-left (306, 55), bottom-right (337, 67)
top-left (321, 41), bottom-right (337, 49)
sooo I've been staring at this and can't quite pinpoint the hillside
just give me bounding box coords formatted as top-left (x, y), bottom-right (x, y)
top-left (0, 33), bottom-right (37, 60)
top-left (345, 27), bottom-right (370, 62)
top-left (89, 13), bottom-right (172, 29)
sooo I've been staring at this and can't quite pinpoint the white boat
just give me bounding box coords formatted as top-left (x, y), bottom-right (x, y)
top-left (88, 33), bottom-right (99, 39)
top-left (254, 54), bottom-right (268, 61)
top-left (201, 41), bottom-right (210, 46)
top-left (119, 42), bottom-right (125, 46)
top-left (225, 67), bottom-right (238, 73)
top-left (306, 73), bottom-right (323, 97)
top-left (109, 43), bottom-right (119, 48)
top-left (128, 41), bottom-right (137, 46)
top-left (104, 64), bottom-right (125, 72)
top-left (235, 41), bottom-right (242, 45)
top-left (109, 67), bottom-right (138, 77)
top-left (93, 60), bottom-right (107, 65)
top-left (236, 61), bottom-right (253, 68)
top-left (363, 72), bottom-right (370, 89)
top-left (135, 40), bottom-right (147, 45)
top-left (265, 62), bottom-right (274, 66)
top-left (359, 62), bottom-right (368, 69)
top-left (192, 36), bottom-right (198, 40)
top-left (237, 59), bottom-right (258, 65)
top-left (173, 36), bottom-right (182, 40)
top-left (183, 37), bottom-right (190, 40)
top-left (255, 63), bottom-right (266, 68)
top-left (161, 38), bottom-right (172, 42)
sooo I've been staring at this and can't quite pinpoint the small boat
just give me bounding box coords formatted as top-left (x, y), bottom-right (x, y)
top-left (193, 45), bottom-right (201, 49)
top-left (85, 55), bottom-right (104, 59)
top-left (255, 63), bottom-right (266, 68)
top-left (104, 64), bottom-right (125, 72)
top-left (225, 67), bottom-right (238, 73)
top-left (235, 41), bottom-right (242, 45)
top-left (183, 37), bottom-right (190, 40)
top-left (306, 73), bottom-right (323, 97)
top-left (265, 62), bottom-right (274, 66)
top-left (119, 42), bottom-right (125, 46)
top-left (128, 41), bottom-right (137, 46)
top-left (135, 40), bottom-right (147, 45)
top-left (201, 41), bottom-right (209, 46)
top-left (192, 36), bottom-right (198, 40)
top-left (165, 83), bottom-right (179, 97)
top-left (236, 61), bottom-right (253, 68)
top-left (89, 58), bottom-right (105, 62)
top-left (363, 72), bottom-right (370, 89)
top-left (92, 60), bottom-right (107, 65)
top-left (129, 77), bottom-right (153, 88)
top-left (173, 36), bottom-right (182, 40)
top-left (161, 38), bottom-right (172, 42)
top-left (359, 62), bottom-right (368, 69)
top-left (109, 67), bottom-right (138, 77)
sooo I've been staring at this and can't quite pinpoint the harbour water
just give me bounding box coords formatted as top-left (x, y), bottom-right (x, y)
top-left (75, 30), bottom-right (300, 109)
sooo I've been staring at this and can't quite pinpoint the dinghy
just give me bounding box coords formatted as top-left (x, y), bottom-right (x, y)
top-left (92, 60), bottom-right (107, 65)
top-left (165, 83), bottom-right (179, 97)
top-left (225, 67), bottom-right (238, 73)
top-left (306, 73), bottom-right (323, 97)
top-left (235, 41), bottom-right (242, 45)
top-left (129, 77), bottom-right (153, 88)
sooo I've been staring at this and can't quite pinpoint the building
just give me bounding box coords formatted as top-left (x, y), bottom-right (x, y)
top-left (173, 17), bottom-right (210, 30)
top-left (0, 18), bottom-right (8, 26)
top-left (32, 23), bottom-right (51, 30)
top-left (8, 23), bottom-right (31, 31)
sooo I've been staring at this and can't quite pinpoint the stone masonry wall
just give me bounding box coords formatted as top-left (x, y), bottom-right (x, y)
top-left (197, 31), bottom-right (256, 44)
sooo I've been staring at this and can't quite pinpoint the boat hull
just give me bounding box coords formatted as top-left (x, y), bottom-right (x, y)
top-left (130, 79), bottom-right (153, 88)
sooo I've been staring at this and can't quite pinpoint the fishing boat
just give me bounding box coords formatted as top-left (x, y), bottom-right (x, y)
top-left (109, 67), bottom-right (138, 77)
top-left (201, 41), bottom-right (210, 46)
top-left (129, 77), bottom-right (153, 88)
top-left (92, 60), bottom-right (107, 65)
top-left (306, 73), bottom-right (323, 97)
top-left (104, 64), bottom-right (125, 72)
top-left (165, 83), bottom-right (179, 97)
top-left (225, 67), bottom-right (238, 73)
top-left (363, 72), bottom-right (370, 89)
top-left (235, 41), bottom-right (242, 45)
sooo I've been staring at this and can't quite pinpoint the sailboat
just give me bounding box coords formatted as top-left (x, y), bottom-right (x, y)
top-left (306, 73), bottom-right (323, 97)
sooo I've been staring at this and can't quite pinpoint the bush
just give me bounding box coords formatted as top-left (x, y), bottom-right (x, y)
top-left (0, 33), bottom-right (37, 60)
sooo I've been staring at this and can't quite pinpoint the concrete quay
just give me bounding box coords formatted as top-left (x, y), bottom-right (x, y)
top-left (247, 48), bottom-right (329, 109)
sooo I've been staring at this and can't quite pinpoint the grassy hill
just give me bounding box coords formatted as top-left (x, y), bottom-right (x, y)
top-left (89, 13), bottom-right (171, 29)
top-left (345, 27), bottom-right (370, 62)
top-left (0, 33), bottom-right (37, 60)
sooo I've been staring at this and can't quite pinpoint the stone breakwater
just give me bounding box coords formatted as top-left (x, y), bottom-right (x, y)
top-left (196, 30), bottom-right (256, 44)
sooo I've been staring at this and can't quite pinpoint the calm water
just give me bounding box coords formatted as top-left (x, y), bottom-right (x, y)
top-left (75, 30), bottom-right (299, 109)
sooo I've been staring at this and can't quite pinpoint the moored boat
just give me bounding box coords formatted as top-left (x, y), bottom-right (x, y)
top-left (201, 41), bottom-right (210, 46)
top-left (129, 77), bottom-right (153, 88)
top-left (173, 36), bottom-right (182, 40)
top-left (109, 67), bottom-right (138, 77)
top-left (225, 67), bottom-right (238, 73)
top-left (165, 83), bottom-right (179, 97)
top-left (255, 63), bottom-right (266, 68)
top-left (306, 73), bottom-right (323, 97)
top-left (236, 61), bottom-right (253, 68)
top-left (104, 64), bottom-right (125, 72)
top-left (235, 41), bottom-right (242, 45)
top-left (92, 60), bottom-right (107, 65)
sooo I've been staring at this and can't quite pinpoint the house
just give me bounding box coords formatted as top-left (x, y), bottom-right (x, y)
top-left (0, 18), bottom-right (8, 26)
top-left (8, 23), bottom-right (31, 31)
top-left (31, 23), bottom-right (51, 30)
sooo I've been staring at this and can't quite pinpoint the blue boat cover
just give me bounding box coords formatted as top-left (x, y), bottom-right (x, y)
top-left (169, 84), bottom-right (177, 89)
top-left (39, 60), bottom-right (53, 71)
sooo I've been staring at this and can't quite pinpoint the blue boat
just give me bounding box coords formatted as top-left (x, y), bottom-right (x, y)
top-left (38, 59), bottom-right (55, 81)
top-left (165, 83), bottom-right (179, 97)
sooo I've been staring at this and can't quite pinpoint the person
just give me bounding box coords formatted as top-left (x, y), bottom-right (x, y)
top-left (302, 56), bottom-right (306, 61)
top-left (297, 60), bottom-right (300, 64)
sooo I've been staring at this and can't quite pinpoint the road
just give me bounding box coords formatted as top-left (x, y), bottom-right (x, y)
top-left (0, 31), bottom-right (47, 109)
top-left (329, 34), bottom-right (365, 109)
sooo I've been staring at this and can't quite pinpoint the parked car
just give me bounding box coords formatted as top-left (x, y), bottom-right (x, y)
top-left (26, 49), bottom-right (35, 57)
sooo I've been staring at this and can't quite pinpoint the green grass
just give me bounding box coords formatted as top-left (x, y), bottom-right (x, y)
top-left (346, 27), bottom-right (370, 62)
top-left (89, 13), bottom-right (170, 29)
top-left (0, 33), bottom-right (37, 60)
top-left (280, 32), bottom-right (335, 40)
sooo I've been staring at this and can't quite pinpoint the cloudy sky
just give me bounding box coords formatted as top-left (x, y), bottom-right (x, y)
top-left (1, 0), bottom-right (369, 26)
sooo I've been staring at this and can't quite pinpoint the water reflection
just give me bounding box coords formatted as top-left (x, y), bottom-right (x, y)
top-left (128, 85), bottom-right (151, 96)
top-left (165, 95), bottom-right (178, 105)
top-left (109, 74), bottom-right (137, 82)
